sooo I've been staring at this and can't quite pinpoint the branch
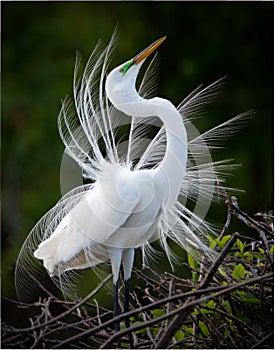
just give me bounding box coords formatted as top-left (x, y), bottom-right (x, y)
top-left (155, 231), bottom-right (240, 349)
top-left (50, 273), bottom-right (272, 349)
top-left (226, 196), bottom-right (273, 237)
top-left (6, 274), bottom-right (112, 334)
top-left (100, 273), bottom-right (273, 349)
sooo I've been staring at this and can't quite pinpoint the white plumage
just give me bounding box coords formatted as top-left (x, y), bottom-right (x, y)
top-left (15, 32), bottom-right (250, 305)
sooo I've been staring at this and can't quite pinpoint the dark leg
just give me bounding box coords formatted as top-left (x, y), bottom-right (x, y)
top-left (122, 248), bottom-right (135, 348)
top-left (114, 281), bottom-right (121, 348)
top-left (124, 278), bottom-right (134, 348)
top-left (114, 281), bottom-right (120, 331)
top-left (123, 278), bottom-right (131, 326)
top-left (110, 248), bottom-right (123, 348)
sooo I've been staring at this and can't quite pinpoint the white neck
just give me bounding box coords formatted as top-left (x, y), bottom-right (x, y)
top-left (117, 97), bottom-right (188, 206)
top-left (151, 97), bottom-right (188, 206)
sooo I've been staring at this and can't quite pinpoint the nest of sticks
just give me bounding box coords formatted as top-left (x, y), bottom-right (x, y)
top-left (2, 197), bottom-right (273, 349)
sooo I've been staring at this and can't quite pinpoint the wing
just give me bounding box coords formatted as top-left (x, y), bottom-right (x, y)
top-left (34, 162), bottom-right (141, 275)
top-left (15, 184), bottom-right (93, 302)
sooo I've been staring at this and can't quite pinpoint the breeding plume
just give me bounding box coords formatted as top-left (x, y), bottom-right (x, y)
top-left (15, 34), bottom-right (248, 337)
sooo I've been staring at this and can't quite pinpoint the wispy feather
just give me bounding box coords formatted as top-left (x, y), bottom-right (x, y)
top-left (15, 32), bottom-right (250, 301)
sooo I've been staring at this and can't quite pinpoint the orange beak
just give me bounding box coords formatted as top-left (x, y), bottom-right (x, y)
top-left (133, 36), bottom-right (167, 64)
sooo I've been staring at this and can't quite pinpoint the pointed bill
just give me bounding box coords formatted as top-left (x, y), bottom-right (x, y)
top-left (133, 36), bottom-right (167, 64)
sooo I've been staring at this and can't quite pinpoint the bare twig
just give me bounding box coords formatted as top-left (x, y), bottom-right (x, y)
top-left (100, 273), bottom-right (273, 349)
top-left (6, 274), bottom-right (112, 334)
top-left (227, 196), bottom-right (273, 237)
top-left (155, 232), bottom-right (240, 349)
top-left (218, 202), bottom-right (232, 239)
top-left (3, 198), bottom-right (273, 349)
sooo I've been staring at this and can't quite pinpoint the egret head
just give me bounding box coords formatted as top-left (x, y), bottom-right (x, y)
top-left (106, 36), bottom-right (166, 108)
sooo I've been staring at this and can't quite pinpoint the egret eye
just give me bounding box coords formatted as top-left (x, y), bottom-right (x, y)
top-left (119, 60), bottom-right (134, 76)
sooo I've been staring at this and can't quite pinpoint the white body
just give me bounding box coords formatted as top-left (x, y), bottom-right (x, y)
top-left (34, 164), bottom-right (162, 275)
top-left (34, 97), bottom-right (188, 281)
top-left (16, 34), bottom-right (247, 301)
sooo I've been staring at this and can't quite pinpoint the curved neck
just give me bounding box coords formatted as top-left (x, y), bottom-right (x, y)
top-left (116, 97), bottom-right (188, 206)
top-left (152, 98), bottom-right (188, 205)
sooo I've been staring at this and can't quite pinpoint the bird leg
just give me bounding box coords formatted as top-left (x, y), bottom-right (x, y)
top-left (113, 281), bottom-right (121, 349)
top-left (110, 248), bottom-right (135, 348)
top-left (122, 248), bottom-right (135, 348)
top-left (124, 277), bottom-right (134, 348)
top-left (113, 280), bottom-right (120, 332)
top-left (110, 248), bottom-right (122, 347)
top-left (123, 278), bottom-right (131, 324)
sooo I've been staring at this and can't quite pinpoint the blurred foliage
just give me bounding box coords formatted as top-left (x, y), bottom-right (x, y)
top-left (2, 0), bottom-right (273, 327)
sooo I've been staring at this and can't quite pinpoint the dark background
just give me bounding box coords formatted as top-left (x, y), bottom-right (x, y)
top-left (2, 1), bottom-right (273, 326)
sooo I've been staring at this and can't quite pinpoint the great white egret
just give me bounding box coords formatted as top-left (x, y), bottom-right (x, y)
top-left (15, 33), bottom-right (249, 344)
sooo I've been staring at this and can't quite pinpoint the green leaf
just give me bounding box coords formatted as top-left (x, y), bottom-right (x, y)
top-left (218, 267), bottom-right (227, 276)
top-left (236, 238), bottom-right (245, 254)
top-left (199, 299), bottom-right (217, 314)
top-left (120, 322), bottom-right (126, 330)
top-left (199, 321), bottom-right (209, 336)
top-left (188, 254), bottom-right (198, 269)
top-left (200, 308), bottom-right (214, 315)
top-left (131, 321), bottom-right (146, 334)
top-left (192, 309), bottom-right (199, 316)
top-left (174, 330), bottom-right (185, 341)
top-left (222, 300), bottom-right (232, 314)
top-left (207, 300), bottom-right (217, 308)
top-left (270, 245), bottom-right (274, 254)
top-left (192, 271), bottom-right (199, 284)
top-left (208, 236), bottom-right (216, 249)
top-left (214, 235), bottom-right (231, 249)
top-left (151, 309), bottom-right (165, 317)
top-left (183, 325), bottom-right (193, 334)
top-left (233, 263), bottom-right (245, 279)
top-left (239, 293), bottom-right (261, 305)
top-left (220, 235), bottom-right (231, 248)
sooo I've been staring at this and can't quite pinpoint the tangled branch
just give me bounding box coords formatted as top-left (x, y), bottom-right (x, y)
top-left (2, 198), bottom-right (273, 349)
